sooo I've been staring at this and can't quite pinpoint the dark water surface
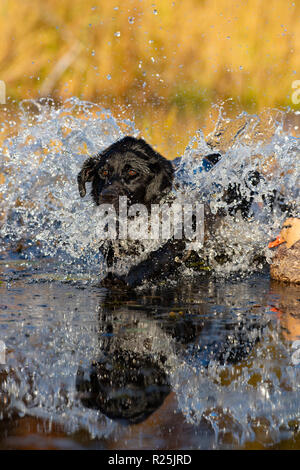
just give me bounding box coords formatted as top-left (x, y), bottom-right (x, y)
top-left (0, 257), bottom-right (299, 450)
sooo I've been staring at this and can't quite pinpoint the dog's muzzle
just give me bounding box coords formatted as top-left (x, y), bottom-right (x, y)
top-left (98, 187), bottom-right (120, 205)
top-left (98, 184), bottom-right (130, 210)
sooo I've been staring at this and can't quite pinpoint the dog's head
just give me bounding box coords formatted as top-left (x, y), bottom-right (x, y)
top-left (77, 136), bottom-right (174, 209)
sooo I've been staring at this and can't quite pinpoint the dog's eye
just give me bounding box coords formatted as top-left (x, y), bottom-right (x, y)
top-left (128, 169), bottom-right (137, 176)
top-left (101, 169), bottom-right (109, 177)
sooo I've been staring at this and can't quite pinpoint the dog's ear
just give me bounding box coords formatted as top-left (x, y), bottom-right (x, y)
top-left (77, 156), bottom-right (99, 197)
top-left (145, 157), bottom-right (174, 204)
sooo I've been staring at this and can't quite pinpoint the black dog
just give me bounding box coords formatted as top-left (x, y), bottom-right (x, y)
top-left (78, 136), bottom-right (174, 209)
top-left (78, 136), bottom-right (292, 288)
top-left (78, 136), bottom-right (185, 287)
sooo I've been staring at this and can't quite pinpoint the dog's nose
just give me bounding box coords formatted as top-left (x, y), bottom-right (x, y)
top-left (99, 187), bottom-right (118, 204)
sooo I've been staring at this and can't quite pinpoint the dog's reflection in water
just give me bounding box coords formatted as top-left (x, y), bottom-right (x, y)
top-left (76, 350), bottom-right (170, 425)
top-left (76, 288), bottom-right (203, 424)
top-left (76, 287), bottom-right (265, 425)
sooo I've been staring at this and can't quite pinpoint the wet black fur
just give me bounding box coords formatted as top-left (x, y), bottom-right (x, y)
top-left (78, 136), bottom-right (174, 209)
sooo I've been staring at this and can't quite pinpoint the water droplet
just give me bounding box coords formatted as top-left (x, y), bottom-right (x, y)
top-left (106, 74), bottom-right (111, 80)
top-left (114, 31), bottom-right (121, 38)
top-left (153, 9), bottom-right (158, 15)
top-left (128, 16), bottom-right (135, 24)
top-left (151, 57), bottom-right (155, 63)
top-left (91, 50), bottom-right (95, 56)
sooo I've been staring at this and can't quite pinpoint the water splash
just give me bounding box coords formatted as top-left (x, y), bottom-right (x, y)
top-left (174, 108), bottom-right (299, 275)
top-left (0, 99), bottom-right (299, 280)
top-left (0, 97), bottom-right (138, 279)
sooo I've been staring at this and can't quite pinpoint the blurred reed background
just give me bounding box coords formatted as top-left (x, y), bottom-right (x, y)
top-left (0, 0), bottom-right (299, 157)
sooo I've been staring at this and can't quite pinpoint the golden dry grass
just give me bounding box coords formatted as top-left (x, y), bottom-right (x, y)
top-left (0, 0), bottom-right (299, 156)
